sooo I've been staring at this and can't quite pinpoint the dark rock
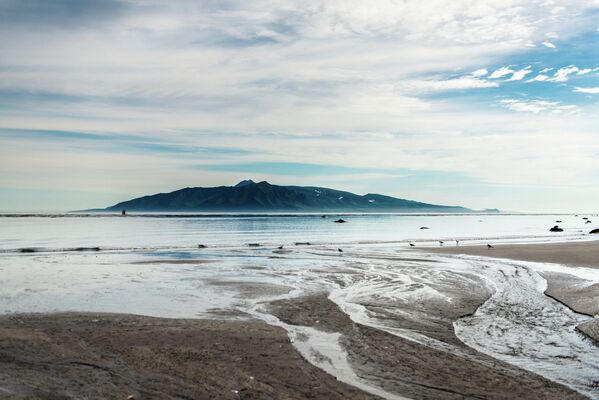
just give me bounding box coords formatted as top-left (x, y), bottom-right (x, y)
top-left (198, 244), bottom-right (207, 248)
top-left (248, 243), bottom-right (260, 247)
top-left (590, 229), bottom-right (599, 234)
top-left (549, 225), bottom-right (564, 232)
top-left (420, 227), bottom-right (429, 229)
top-left (334, 219), bottom-right (346, 223)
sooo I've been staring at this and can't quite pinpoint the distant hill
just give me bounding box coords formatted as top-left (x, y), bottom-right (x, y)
top-left (99, 180), bottom-right (483, 213)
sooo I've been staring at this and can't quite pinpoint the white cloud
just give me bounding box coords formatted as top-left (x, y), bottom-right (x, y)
top-left (471, 68), bottom-right (489, 77)
top-left (539, 67), bottom-right (553, 73)
top-left (403, 76), bottom-right (499, 92)
top-left (548, 66), bottom-right (580, 82)
top-left (489, 67), bottom-right (514, 79)
top-left (500, 99), bottom-right (579, 114)
top-left (541, 41), bottom-right (557, 48)
top-left (506, 66), bottom-right (532, 81)
top-left (527, 74), bottom-right (549, 82)
top-left (573, 87), bottom-right (599, 94)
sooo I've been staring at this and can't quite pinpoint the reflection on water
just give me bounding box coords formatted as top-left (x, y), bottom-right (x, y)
top-left (0, 213), bottom-right (595, 251)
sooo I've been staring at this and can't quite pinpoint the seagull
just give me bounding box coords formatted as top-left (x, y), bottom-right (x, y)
top-left (439, 241), bottom-right (444, 246)
top-left (278, 245), bottom-right (284, 249)
top-left (409, 243), bottom-right (415, 247)
top-left (456, 240), bottom-right (460, 246)
top-left (487, 244), bottom-right (494, 249)
top-left (338, 248), bottom-right (343, 252)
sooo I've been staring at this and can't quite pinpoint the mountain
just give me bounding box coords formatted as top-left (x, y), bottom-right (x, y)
top-left (99, 180), bottom-right (481, 213)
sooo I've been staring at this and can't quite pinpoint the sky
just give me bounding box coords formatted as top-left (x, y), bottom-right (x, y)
top-left (1, 0), bottom-right (599, 212)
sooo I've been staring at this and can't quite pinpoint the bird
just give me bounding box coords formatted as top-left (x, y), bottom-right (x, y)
top-left (278, 245), bottom-right (284, 249)
top-left (487, 244), bottom-right (494, 249)
top-left (455, 240), bottom-right (460, 246)
top-left (439, 241), bottom-right (444, 246)
top-left (409, 243), bottom-right (415, 247)
top-left (338, 248), bottom-right (343, 252)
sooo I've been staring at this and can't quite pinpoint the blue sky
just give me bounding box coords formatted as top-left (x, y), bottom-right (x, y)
top-left (1, 0), bottom-right (599, 212)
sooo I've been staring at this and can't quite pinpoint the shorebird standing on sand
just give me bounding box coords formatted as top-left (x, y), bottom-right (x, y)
top-left (409, 243), bottom-right (415, 247)
top-left (487, 244), bottom-right (494, 249)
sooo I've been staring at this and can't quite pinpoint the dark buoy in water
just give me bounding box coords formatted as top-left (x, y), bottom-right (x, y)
top-left (121, 209), bottom-right (126, 216)
top-left (487, 244), bottom-right (494, 249)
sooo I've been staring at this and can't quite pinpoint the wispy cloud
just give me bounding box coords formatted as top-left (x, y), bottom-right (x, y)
top-left (573, 87), bottom-right (599, 94)
top-left (499, 99), bottom-right (579, 114)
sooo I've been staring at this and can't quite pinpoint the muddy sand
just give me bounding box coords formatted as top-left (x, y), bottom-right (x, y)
top-left (0, 313), bottom-right (376, 399)
top-left (0, 297), bottom-right (584, 400)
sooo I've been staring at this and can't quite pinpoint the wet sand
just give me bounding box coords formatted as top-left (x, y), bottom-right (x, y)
top-left (0, 313), bottom-right (377, 399)
top-left (424, 240), bottom-right (599, 269)
top-left (424, 241), bottom-right (599, 343)
top-left (269, 294), bottom-right (583, 400)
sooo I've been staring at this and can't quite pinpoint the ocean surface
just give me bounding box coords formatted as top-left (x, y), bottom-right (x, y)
top-left (1, 213), bottom-right (599, 398)
top-left (1, 212), bottom-right (596, 251)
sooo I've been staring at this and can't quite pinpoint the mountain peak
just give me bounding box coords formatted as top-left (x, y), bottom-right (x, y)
top-left (234, 179), bottom-right (256, 187)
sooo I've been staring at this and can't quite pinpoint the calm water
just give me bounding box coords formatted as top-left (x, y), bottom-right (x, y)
top-left (0, 213), bottom-right (596, 251)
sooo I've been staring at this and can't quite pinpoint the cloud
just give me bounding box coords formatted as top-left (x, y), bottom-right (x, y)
top-left (506, 66), bottom-right (532, 81)
top-left (548, 66), bottom-right (580, 82)
top-left (541, 41), bottom-right (557, 48)
top-left (471, 68), bottom-right (489, 77)
top-left (527, 74), bottom-right (549, 82)
top-left (2, 0), bottom-right (599, 211)
top-left (499, 99), bottom-right (579, 114)
top-left (573, 87), bottom-right (599, 94)
top-left (403, 76), bottom-right (499, 92)
top-left (489, 67), bottom-right (515, 79)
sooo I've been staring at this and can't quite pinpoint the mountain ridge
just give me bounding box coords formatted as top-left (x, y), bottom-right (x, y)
top-left (98, 180), bottom-right (490, 213)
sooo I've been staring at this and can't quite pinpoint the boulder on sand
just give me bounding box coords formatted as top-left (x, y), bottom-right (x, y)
top-left (549, 225), bottom-right (564, 232)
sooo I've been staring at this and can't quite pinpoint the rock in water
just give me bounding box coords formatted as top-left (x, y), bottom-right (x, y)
top-left (590, 228), bottom-right (599, 234)
top-left (549, 225), bottom-right (564, 232)
top-left (334, 219), bottom-right (346, 223)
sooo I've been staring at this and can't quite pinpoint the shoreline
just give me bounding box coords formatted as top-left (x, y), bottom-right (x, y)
top-left (423, 241), bottom-right (599, 343)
